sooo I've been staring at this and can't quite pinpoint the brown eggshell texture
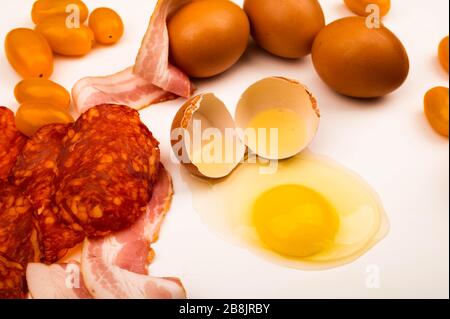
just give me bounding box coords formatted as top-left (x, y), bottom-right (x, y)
top-left (244, 0), bottom-right (325, 58)
top-left (168, 0), bottom-right (250, 78)
top-left (312, 16), bottom-right (409, 98)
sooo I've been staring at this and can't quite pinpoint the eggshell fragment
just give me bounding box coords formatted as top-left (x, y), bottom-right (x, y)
top-left (235, 77), bottom-right (320, 160)
top-left (171, 93), bottom-right (246, 179)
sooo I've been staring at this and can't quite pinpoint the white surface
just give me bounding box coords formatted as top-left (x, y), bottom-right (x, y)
top-left (0, 0), bottom-right (448, 299)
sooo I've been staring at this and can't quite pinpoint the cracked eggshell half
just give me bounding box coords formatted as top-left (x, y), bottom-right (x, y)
top-left (171, 93), bottom-right (246, 179)
top-left (235, 77), bottom-right (320, 160)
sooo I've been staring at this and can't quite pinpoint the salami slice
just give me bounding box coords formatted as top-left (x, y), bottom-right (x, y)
top-left (55, 105), bottom-right (160, 237)
top-left (0, 182), bottom-right (39, 298)
top-left (81, 165), bottom-right (186, 299)
top-left (0, 107), bottom-right (27, 181)
top-left (11, 124), bottom-right (84, 264)
top-left (0, 255), bottom-right (25, 299)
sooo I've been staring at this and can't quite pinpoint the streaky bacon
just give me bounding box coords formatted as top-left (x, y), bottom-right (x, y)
top-left (134, 0), bottom-right (191, 98)
top-left (27, 261), bottom-right (92, 299)
top-left (72, 0), bottom-right (192, 115)
top-left (26, 166), bottom-right (185, 299)
top-left (72, 68), bottom-right (177, 115)
top-left (80, 166), bottom-right (186, 299)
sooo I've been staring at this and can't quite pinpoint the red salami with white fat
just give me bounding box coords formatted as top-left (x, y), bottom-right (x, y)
top-left (27, 166), bottom-right (186, 299)
top-left (0, 182), bottom-right (39, 298)
top-left (0, 107), bottom-right (27, 181)
top-left (11, 124), bottom-right (84, 264)
top-left (55, 105), bottom-right (160, 237)
top-left (81, 166), bottom-right (186, 299)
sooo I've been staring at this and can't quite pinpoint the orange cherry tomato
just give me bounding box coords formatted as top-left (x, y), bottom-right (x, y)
top-left (438, 36), bottom-right (449, 73)
top-left (343, 0), bottom-right (391, 17)
top-left (424, 86), bottom-right (449, 137)
top-left (15, 102), bottom-right (74, 137)
top-left (14, 79), bottom-right (70, 110)
top-left (5, 28), bottom-right (53, 79)
top-left (89, 7), bottom-right (124, 45)
top-left (35, 15), bottom-right (94, 56)
top-left (32, 0), bottom-right (89, 24)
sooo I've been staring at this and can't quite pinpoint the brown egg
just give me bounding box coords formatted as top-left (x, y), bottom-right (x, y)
top-left (244, 0), bottom-right (325, 59)
top-left (168, 0), bottom-right (250, 78)
top-left (312, 17), bottom-right (409, 98)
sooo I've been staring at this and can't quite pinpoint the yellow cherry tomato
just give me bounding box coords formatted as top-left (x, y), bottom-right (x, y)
top-left (424, 87), bottom-right (449, 137)
top-left (32, 0), bottom-right (89, 24)
top-left (343, 0), bottom-right (391, 17)
top-left (15, 102), bottom-right (74, 137)
top-left (35, 15), bottom-right (94, 56)
top-left (14, 79), bottom-right (70, 110)
top-left (439, 36), bottom-right (449, 73)
top-left (5, 28), bottom-right (53, 79)
top-left (89, 7), bottom-right (124, 45)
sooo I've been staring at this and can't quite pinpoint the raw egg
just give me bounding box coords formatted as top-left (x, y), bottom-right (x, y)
top-left (168, 0), bottom-right (250, 78)
top-left (171, 77), bottom-right (320, 178)
top-left (312, 16), bottom-right (409, 98)
top-left (183, 151), bottom-right (389, 270)
top-left (235, 77), bottom-right (320, 160)
top-left (244, 0), bottom-right (325, 58)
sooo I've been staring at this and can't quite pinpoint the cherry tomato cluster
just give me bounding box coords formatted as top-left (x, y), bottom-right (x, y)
top-left (4, 0), bottom-right (124, 137)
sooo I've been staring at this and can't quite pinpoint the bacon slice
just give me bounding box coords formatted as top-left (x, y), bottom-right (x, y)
top-left (134, 0), bottom-right (191, 98)
top-left (72, 0), bottom-right (192, 115)
top-left (27, 261), bottom-right (92, 299)
top-left (72, 68), bottom-right (177, 115)
top-left (81, 166), bottom-right (186, 299)
top-left (25, 166), bottom-right (184, 299)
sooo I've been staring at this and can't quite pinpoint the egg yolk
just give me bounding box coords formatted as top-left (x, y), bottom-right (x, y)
top-left (246, 108), bottom-right (308, 159)
top-left (252, 185), bottom-right (339, 258)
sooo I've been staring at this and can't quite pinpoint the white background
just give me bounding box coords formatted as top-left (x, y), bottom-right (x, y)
top-left (0, 0), bottom-right (448, 299)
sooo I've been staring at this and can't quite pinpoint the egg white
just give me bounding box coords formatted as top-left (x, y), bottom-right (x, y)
top-left (183, 150), bottom-right (390, 270)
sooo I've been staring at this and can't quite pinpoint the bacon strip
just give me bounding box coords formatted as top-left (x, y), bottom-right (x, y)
top-left (81, 166), bottom-right (186, 299)
top-left (134, 0), bottom-right (191, 98)
top-left (72, 68), bottom-right (177, 115)
top-left (72, 0), bottom-right (192, 115)
top-left (27, 261), bottom-right (92, 299)
top-left (24, 166), bottom-right (184, 299)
